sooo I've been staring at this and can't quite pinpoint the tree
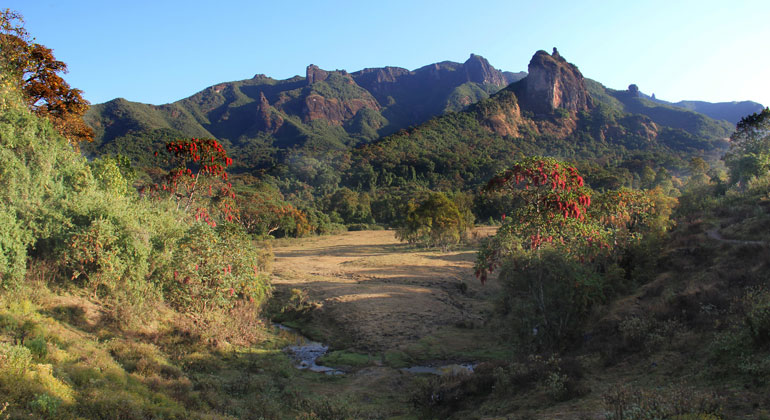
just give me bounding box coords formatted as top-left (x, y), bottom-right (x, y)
top-left (148, 138), bottom-right (237, 225)
top-left (396, 192), bottom-right (471, 250)
top-left (724, 107), bottom-right (770, 185)
top-left (475, 157), bottom-right (662, 348)
top-left (323, 187), bottom-right (374, 225)
top-left (237, 186), bottom-right (311, 238)
top-left (475, 157), bottom-right (597, 283)
top-left (0, 9), bottom-right (93, 145)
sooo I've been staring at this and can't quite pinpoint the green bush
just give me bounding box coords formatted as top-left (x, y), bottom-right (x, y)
top-left (498, 247), bottom-right (606, 349)
top-left (745, 287), bottom-right (770, 346)
top-left (0, 343), bottom-right (32, 375)
top-left (396, 192), bottom-right (472, 250)
top-left (58, 193), bottom-right (177, 321)
top-left (28, 393), bottom-right (61, 419)
top-left (24, 336), bottom-right (47, 360)
top-left (0, 205), bottom-right (30, 290)
top-left (163, 223), bottom-right (272, 313)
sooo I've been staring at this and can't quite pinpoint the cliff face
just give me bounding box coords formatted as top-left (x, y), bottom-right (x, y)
top-left (301, 66), bottom-right (381, 125)
top-left (306, 65), bottom-right (330, 84)
top-left (302, 95), bottom-right (381, 124)
top-left (515, 48), bottom-right (593, 115)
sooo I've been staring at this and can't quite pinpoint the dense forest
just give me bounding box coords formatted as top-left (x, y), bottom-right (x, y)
top-left (2, 10), bottom-right (770, 419)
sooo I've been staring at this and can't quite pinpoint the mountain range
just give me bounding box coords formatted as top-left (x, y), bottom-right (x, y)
top-left (343, 49), bottom-right (737, 195)
top-left (83, 50), bottom-right (764, 180)
top-left (84, 54), bottom-right (524, 160)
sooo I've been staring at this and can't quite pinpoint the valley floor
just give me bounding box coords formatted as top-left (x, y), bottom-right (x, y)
top-left (272, 228), bottom-right (499, 352)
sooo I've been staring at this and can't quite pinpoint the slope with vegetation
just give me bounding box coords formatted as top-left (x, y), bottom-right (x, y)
top-left (0, 13), bottom-right (380, 418)
top-left (339, 49), bottom-right (728, 232)
top-left (401, 107), bottom-right (770, 419)
top-left (83, 54), bottom-right (524, 168)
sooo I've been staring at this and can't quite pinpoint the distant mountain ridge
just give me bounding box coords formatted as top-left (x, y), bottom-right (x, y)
top-left (346, 49), bottom-right (733, 192)
top-left (655, 98), bottom-right (763, 125)
top-left (84, 51), bottom-right (753, 178)
top-left (622, 85), bottom-right (764, 124)
top-left (84, 54), bottom-right (526, 162)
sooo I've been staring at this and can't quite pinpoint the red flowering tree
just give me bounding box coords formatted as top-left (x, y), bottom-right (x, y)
top-left (475, 157), bottom-right (662, 347)
top-left (148, 138), bottom-right (237, 226)
top-left (475, 157), bottom-right (607, 283)
top-left (144, 139), bottom-right (274, 314)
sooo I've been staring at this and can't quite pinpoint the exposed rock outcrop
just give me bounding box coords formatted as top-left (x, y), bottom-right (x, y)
top-left (299, 65), bottom-right (382, 124)
top-left (302, 95), bottom-right (380, 125)
top-left (306, 65), bottom-right (329, 85)
top-left (514, 48), bottom-right (593, 115)
top-left (463, 54), bottom-right (508, 86)
top-left (256, 92), bottom-right (283, 133)
top-left (353, 66), bottom-right (411, 86)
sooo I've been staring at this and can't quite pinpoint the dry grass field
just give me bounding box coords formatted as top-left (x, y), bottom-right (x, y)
top-left (271, 228), bottom-right (499, 354)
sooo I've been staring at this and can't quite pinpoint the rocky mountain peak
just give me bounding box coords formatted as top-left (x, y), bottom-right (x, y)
top-left (306, 64), bottom-right (329, 84)
top-left (517, 49), bottom-right (593, 115)
top-left (463, 53), bottom-right (508, 86)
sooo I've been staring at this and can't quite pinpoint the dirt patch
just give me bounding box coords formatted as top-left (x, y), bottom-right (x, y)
top-left (272, 228), bottom-right (499, 352)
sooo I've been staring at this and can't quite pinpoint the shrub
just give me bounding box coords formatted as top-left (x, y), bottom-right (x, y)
top-left (89, 155), bottom-right (133, 197)
top-left (745, 287), bottom-right (770, 347)
top-left (0, 205), bottom-right (30, 290)
top-left (163, 223), bottom-right (271, 313)
top-left (24, 336), bottom-right (47, 360)
top-left (28, 393), bottom-right (61, 419)
top-left (618, 316), bottom-right (681, 353)
top-left (59, 193), bottom-right (171, 322)
top-left (498, 247), bottom-right (606, 349)
top-left (0, 343), bottom-right (32, 375)
top-left (603, 385), bottom-right (722, 420)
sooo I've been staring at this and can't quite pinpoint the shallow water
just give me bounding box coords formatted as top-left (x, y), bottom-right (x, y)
top-left (275, 323), bottom-right (476, 376)
top-left (274, 323), bottom-right (344, 375)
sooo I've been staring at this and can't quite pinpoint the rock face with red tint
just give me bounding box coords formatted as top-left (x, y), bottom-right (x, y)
top-left (514, 48), bottom-right (593, 115)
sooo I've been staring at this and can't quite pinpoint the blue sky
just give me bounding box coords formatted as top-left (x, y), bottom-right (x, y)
top-left (6, 0), bottom-right (769, 108)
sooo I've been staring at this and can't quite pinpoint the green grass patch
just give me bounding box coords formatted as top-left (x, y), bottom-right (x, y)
top-left (383, 350), bottom-right (412, 368)
top-left (318, 350), bottom-right (373, 368)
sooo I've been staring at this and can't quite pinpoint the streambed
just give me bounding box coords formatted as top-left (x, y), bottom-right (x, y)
top-left (275, 323), bottom-right (476, 376)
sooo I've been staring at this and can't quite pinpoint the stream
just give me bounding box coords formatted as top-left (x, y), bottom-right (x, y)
top-left (274, 323), bottom-right (476, 376)
top-left (274, 323), bottom-right (344, 375)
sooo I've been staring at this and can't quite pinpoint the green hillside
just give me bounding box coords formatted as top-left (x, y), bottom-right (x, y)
top-left (84, 56), bottom-right (520, 167)
top-left (347, 81), bottom-right (726, 195)
top-left (586, 79), bottom-right (735, 140)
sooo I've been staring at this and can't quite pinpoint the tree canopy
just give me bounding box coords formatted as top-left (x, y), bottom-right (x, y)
top-left (0, 9), bottom-right (93, 145)
top-left (724, 107), bottom-right (770, 185)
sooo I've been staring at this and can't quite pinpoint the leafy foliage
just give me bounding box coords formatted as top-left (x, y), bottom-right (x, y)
top-left (237, 185), bottom-right (311, 237)
top-left (147, 137), bottom-right (237, 225)
top-left (475, 157), bottom-right (595, 282)
top-left (476, 158), bottom-right (665, 347)
top-left (164, 223), bottom-right (271, 313)
top-left (0, 63), bottom-right (272, 326)
top-left (396, 192), bottom-right (473, 250)
top-left (0, 9), bottom-right (93, 145)
top-left (724, 107), bottom-right (770, 185)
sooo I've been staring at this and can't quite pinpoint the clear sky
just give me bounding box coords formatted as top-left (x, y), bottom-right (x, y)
top-left (5, 0), bottom-right (769, 108)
